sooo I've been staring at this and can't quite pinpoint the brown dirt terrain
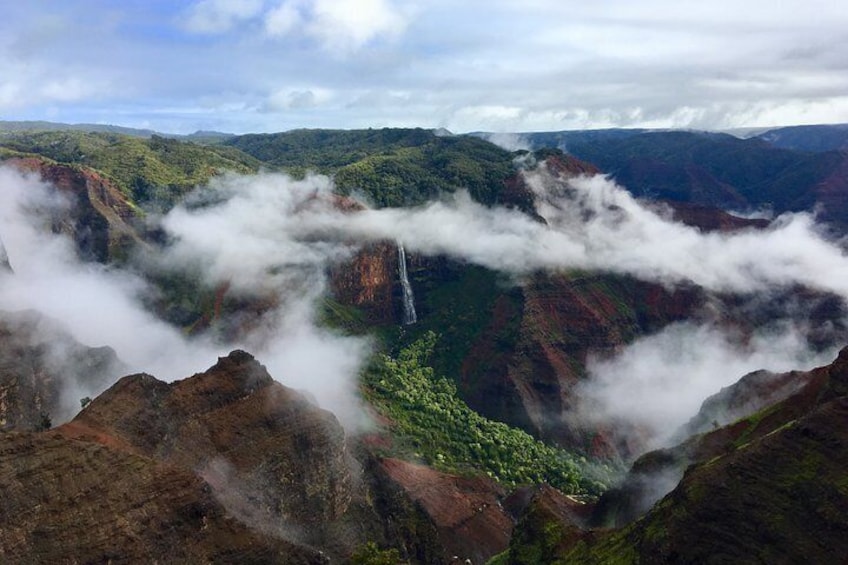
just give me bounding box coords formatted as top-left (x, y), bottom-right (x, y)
top-left (378, 458), bottom-right (513, 563)
top-left (0, 431), bottom-right (323, 564)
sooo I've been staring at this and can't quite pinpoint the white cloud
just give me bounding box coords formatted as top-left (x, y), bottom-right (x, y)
top-left (483, 132), bottom-right (531, 151)
top-left (309, 0), bottom-right (408, 51)
top-left (0, 166), bottom-right (372, 430)
top-left (576, 321), bottom-right (836, 450)
top-left (184, 0), bottom-right (265, 33)
top-left (263, 87), bottom-right (334, 111)
top-left (265, 0), bottom-right (409, 52)
top-left (0, 58), bottom-right (111, 110)
top-left (265, 2), bottom-right (303, 36)
top-left (3, 1), bottom-right (848, 131)
top-left (150, 165), bottom-right (848, 306)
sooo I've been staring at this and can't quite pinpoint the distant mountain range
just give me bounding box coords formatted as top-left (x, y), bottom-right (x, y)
top-left (7, 120), bottom-right (848, 152)
top-left (0, 119), bottom-right (234, 141)
top-left (472, 122), bottom-right (848, 153)
top-left (472, 125), bottom-right (848, 230)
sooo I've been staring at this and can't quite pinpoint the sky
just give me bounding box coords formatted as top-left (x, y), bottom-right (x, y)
top-left (2, 0), bottom-right (848, 134)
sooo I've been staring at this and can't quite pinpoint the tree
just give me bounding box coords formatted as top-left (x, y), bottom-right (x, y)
top-left (350, 541), bottom-right (406, 565)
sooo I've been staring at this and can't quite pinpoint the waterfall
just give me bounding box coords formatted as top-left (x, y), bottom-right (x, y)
top-left (397, 242), bottom-right (418, 325)
top-left (0, 235), bottom-right (10, 272)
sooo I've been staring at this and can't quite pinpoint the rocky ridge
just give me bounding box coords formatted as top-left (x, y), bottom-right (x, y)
top-left (503, 346), bottom-right (848, 563)
top-left (0, 343), bottom-right (522, 563)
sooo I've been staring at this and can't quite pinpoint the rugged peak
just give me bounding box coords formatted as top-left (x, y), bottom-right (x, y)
top-left (63, 352), bottom-right (353, 530)
top-left (110, 372), bottom-right (163, 389)
top-left (830, 344), bottom-right (848, 372)
top-left (209, 348), bottom-right (271, 385)
top-left (185, 349), bottom-right (276, 404)
top-left (215, 348), bottom-right (259, 368)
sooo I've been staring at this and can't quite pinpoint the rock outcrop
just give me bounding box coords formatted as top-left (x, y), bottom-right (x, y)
top-left (6, 157), bottom-right (143, 262)
top-left (329, 241), bottom-right (399, 325)
top-left (0, 310), bottom-right (121, 431)
top-left (504, 485), bottom-right (592, 565)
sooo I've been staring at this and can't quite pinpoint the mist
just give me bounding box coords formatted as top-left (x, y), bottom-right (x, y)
top-left (152, 166), bottom-right (848, 453)
top-left (4, 160), bottom-right (848, 443)
top-left (0, 167), bottom-right (224, 376)
top-left (575, 320), bottom-right (838, 451)
top-left (324, 172), bottom-right (848, 298)
top-left (182, 166), bottom-right (848, 302)
top-left (482, 132), bottom-right (532, 152)
top-left (0, 167), bottom-right (370, 429)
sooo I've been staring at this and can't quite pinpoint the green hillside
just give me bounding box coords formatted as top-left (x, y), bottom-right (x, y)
top-left (226, 128), bottom-right (515, 207)
top-left (363, 332), bottom-right (607, 495)
top-left (0, 130), bottom-right (261, 207)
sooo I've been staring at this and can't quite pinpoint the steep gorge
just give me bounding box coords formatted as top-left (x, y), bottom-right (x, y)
top-left (503, 346), bottom-right (848, 563)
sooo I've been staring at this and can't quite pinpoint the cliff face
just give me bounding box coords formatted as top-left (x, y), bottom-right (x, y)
top-left (593, 345), bottom-right (842, 530)
top-left (506, 347), bottom-right (848, 564)
top-left (455, 271), bottom-right (704, 454)
top-left (0, 310), bottom-right (121, 431)
top-left (6, 157), bottom-right (143, 262)
top-left (329, 241), bottom-right (398, 325)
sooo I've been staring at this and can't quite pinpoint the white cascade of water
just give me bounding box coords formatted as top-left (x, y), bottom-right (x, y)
top-left (0, 235), bottom-right (10, 272)
top-left (397, 242), bottom-right (418, 325)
